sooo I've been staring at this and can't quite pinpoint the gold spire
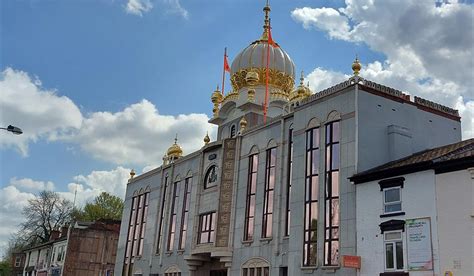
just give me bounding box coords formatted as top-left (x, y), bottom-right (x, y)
top-left (299, 70), bottom-right (304, 86)
top-left (203, 132), bottom-right (210, 145)
top-left (261, 0), bottom-right (271, 40)
top-left (352, 55), bottom-right (361, 76)
top-left (211, 85), bottom-right (223, 117)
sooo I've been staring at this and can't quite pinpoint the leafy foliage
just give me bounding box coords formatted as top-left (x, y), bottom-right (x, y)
top-left (74, 192), bottom-right (124, 221)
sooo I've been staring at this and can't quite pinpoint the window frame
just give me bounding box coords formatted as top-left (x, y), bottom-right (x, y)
top-left (303, 126), bottom-right (320, 267)
top-left (262, 147), bottom-right (276, 238)
top-left (284, 127), bottom-right (293, 237)
top-left (156, 174), bottom-right (168, 254)
top-left (204, 165), bottom-right (218, 189)
top-left (383, 187), bottom-right (402, 214)
top-left (198, 212), bottom-right (216, 244)
top-left (323, 121), bottom-right (340, 266)
top-left (244, 153), bottom-right (258, 241)
top-left (178, 176), bottom-right (192, 250)
top-left (167, 181), bottom-right (180, 251)
top-left (384, 230), bottom-right (405, 271)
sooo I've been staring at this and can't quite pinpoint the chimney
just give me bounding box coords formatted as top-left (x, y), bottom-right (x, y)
top-left (60, 226), bottom-right (69, 238)
top-left (49, 230), bottom-right (60, 241)
top-left (387, 125), bottom-right (413, 161)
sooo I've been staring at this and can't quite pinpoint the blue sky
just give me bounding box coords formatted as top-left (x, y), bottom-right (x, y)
top-left (1, 0), bottom-right (473, 255)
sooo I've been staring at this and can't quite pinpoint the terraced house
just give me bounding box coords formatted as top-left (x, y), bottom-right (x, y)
top-left (114, 3), bottom-right (463, 276)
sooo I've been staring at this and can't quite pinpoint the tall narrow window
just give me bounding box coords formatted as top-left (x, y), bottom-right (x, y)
top-left (324, 121), bottom-right (340, 266)
top-left (384, 231), bottom-right (404, 270)
top-left (156, 174), bottom-right (168, 254)
top-left (244, 154), bottom-right (258, 241)
top-left (285, 127), bottom-right (293, 236)
top-left (230, 125), bottom-right (236, 138)
top-left (123, 190), bottom-right (149, 276)
top-left (303, 127), bottom-right (319, 266)
top-left (198, 212), bottom-right (216, 244)
top-left (178, 176), bottom-right (192, 250)
top-left (262, 147), bottom-right (276, 238)
top-left (167, 181), bottom-right (179, 251)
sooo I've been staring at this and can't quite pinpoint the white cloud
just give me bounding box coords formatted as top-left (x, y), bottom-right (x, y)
top-left (293, 0), bottom-right (473, 138)
top-left (125, 0), bottom-right (188, 18)
top-left (306, 68), bottom-right (349, 92)
top-left (0, 186), bottom-right (35, 257)
top-left (0, 68), bottom-right (83, 155)
top-left (1, 67), bottom-right (216, 166)
top-left (125, 0), bottom-right (153, 16)
top-left (10, 177), bottom-right (55, 191)
top-left (60, 99), bottom-right (216, 166)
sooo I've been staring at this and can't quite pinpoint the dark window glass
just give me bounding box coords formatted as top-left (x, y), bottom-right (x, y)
top-left (204, 166), bottom-right (218, 189)
top-left (179, 177), bottom-right (192, 250)
top-left (303, 127), bottom-right (319, 266)
top-left (285, 127), bottom-right (293, 236)
top-left (167, 181), bottom-right (180, 251)
top-left (156, 175), bottom-right (168, 254)
top-left (324, 121), bottom-right (340, 266)
top-left (230, 125), bottom-right (236, 138)
top-left (198, 212), bottom-right (216, 244)
top-left (396, 241), bottom-right (404, 269)
top-left (262, 147), bottom-right (276, 238)
top-left (244, 154), bottom-right (258, 241)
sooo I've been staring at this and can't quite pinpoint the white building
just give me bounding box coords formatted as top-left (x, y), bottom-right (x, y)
top-left (351, 139), bottom-right (474, 276)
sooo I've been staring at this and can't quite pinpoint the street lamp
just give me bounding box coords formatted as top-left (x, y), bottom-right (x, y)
top-left (1, 125), bottom-right (23, 135)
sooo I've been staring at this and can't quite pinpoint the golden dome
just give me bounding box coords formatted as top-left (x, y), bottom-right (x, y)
top-left (203, 132), bottom-right (210, 145)
top-left (352, 56), bottom-right (361, 76)
top-left (167, 136), bottom-right (183, 159)
top-left (290, 71), bottom-right (312, 102)
top-left (229, 2), bottom-right (295, 94)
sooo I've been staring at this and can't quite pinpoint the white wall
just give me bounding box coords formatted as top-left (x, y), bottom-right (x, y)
top-left (356, 170), bottom-right (440, 276)
top-left (436, 168), bottom-right (474, 276)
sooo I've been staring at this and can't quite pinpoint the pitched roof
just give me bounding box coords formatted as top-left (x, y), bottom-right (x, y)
top-left (350, 138), bottom-right (474, 183)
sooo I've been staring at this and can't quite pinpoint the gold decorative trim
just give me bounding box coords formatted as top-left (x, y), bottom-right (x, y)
top-left (231, 68), bottom-right (294, 95)
top-left (222, 91), bottom-right (239, 103)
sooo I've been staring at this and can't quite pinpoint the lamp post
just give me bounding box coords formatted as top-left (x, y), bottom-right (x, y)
top-left (0, 125), bottom-right (23, 135)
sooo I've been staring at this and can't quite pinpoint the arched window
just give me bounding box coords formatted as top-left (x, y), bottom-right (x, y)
top-left (230, 124), bottom-right (236, 138)
top-left (204, 165), bottom-right (218, 189)
top-left (164, 265), bottom-right (181, 276)
top-left (242, 258), bottom-right (270, 276)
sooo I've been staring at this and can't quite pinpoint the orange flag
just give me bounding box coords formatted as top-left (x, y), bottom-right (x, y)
top-left (224, 54), bottom-right (231, 72)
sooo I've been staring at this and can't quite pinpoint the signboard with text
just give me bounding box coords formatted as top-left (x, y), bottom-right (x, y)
top-left (342, 255), bottom-right (361, 269)
top-left (406, 217), bottom-right (433, 270)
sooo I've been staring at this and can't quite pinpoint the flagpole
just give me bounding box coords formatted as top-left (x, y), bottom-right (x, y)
top-left (222, 47), bottom-right (227, 96)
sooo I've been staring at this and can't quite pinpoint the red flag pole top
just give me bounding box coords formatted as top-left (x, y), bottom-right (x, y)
top-left (222, 47), bottom-right (230, 96)
top-left (263, 0), bottom-right (277, 124)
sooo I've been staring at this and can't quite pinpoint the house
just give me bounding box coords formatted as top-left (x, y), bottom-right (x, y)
top-left (350, 139), bottom-right (473, 276)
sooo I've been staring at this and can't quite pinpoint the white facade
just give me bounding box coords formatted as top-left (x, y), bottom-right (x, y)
top-left (355, 165), bottom-right (474, 276)
top-left (436, 169), bottom-right (474, 276)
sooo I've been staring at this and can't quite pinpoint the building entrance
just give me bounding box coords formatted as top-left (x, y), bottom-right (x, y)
top-left (210, 269), bottom-right (227, 276)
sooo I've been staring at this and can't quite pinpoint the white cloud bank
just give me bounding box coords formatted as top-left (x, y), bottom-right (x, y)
top-left (292, 0), bottom-right (473, 138)
top-left (0, 68), bottom-right (216, 166)
top-left (125, 0), bottom-right (188, 18)
top-left (0, 167), bottom-right (131, 257)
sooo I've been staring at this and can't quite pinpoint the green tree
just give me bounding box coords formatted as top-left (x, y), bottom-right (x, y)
top-left (0, 260), bottom-right (12, 276)
top-left (75, 192), bottom-right (124, 221)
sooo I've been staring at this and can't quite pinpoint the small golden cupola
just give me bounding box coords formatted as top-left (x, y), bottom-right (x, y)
top-left (166, 135), bottom-right (183, 162)
top-left (290, 71), bottom-right (312, 102)
top-left (352, 55), bottom-right (362, 76)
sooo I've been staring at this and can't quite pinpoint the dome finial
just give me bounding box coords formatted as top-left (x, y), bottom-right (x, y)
top-left (174, 133), bottom-right (178, 144)
top-left (261, 0), bottom-right (271, 40)
top-left (352, 54), bottom-right (361, 76)
top-left (203, 132), bottom-right (210, 146)
top-left (300, 70), bottom-right (304, 86)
